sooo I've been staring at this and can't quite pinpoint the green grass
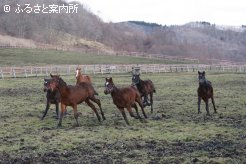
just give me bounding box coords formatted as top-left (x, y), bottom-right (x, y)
top-left (0, 48), bottom-right (190, 67)
top-left (0, 73), bottom-right (245, 163)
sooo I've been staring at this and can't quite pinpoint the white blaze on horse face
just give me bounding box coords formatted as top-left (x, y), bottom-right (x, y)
top-left (75, 70), bottom-right (79, 78)
top-left (105, 82), bottom-right (109, 87)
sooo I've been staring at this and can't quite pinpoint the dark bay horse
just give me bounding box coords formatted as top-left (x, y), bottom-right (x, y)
top-left (46, 74), bottom-right (105, 127)
top-left (41, 78), bottom-right (61, 120)
top-left (76, 66), bottom-right (92, 84)
top-left (197, 71), bottom-right (217, 115)
top-left (132, 74), bottom-right (156, 113)
top-left (104, 77), bottom-right (147, 125)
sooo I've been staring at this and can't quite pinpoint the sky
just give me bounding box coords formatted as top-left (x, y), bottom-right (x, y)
top-left (67, 0), bottom-right (246, 26)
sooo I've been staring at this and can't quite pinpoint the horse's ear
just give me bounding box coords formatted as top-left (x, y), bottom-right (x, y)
top-left (198, 71), bottom-right (201, 74)
top-left (202, 71), bottom-right (205, 75)
top-left (77, 65), bottom-right (81, 70)
top-left (50, 73), bottom-right (54, 77)
top-left (109, 77), bottom-right (112, 81)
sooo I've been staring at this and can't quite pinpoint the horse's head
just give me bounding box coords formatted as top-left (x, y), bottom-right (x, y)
top-left (198, 71), bottom-right (206, 85)
top-left (75, 67), bottom-right (81, 79)
top-left (132, 74), bottom-right (140, 85)
top-left (47, 74), bottom-right (61, 91)
top-left (43, 78), bottom-right (51, 92)
top-left (104, 77), bottom-right (115, 94)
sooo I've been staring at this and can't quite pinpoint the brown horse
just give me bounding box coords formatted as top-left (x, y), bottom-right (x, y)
top-left (132, 74), bottom-right (156, 113)
top-left (197, 71), bottom-right (217, 115)
top-left (41, 78), bottom-right (61, 120)
top-left (46, 74), bottom-right (105, 127)
top-left (104, 77), bottom-right (147, 125)
top-left (75, 66), bottom-right (92, 84)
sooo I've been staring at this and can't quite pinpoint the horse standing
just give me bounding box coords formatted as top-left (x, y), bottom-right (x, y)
top-left (46, 74), bottom-right (105, 127)
top-left (75, 66), bottom-right (92, 84)
top-left (41, 78), bottom-right (61, 120)
top-left (132, 74), bottom-right (156, 113)
top-left (104, 77), bottom-right (147, 125)
top-left (197, 71), bottom-right (217, 115)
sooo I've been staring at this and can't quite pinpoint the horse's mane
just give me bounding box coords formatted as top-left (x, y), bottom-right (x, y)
top-left (57, 77), bottom-right (67, 86)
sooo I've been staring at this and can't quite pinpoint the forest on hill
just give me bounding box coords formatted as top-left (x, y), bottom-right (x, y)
top-left (0, 0), bottom-right (246, 62)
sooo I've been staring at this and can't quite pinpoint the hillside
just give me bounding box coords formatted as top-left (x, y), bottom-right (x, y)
top-left (119, 21), bottom-right (246, 62)
top-left (0, 0), bottom-right (246, 63)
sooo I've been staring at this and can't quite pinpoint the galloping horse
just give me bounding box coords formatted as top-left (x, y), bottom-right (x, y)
top-left (197, 71), bottom-right (217, 115)
top-left (46, 74), bottom-right (105, 127)
top-left (41, 78), bottom-right (61, 120)
top-left (132, 74), bottom-right (156, 113)
top-left (104, 77), bottom-right (147, 125)
top-left (75, 66), bottom-right (92, 84)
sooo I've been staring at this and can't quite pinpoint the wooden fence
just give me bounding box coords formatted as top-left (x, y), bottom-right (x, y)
top-left (1, 64), bottom-right (246, 79)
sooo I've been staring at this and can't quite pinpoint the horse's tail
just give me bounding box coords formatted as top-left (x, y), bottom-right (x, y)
top-left (151, 81), bottom-right (156, 93)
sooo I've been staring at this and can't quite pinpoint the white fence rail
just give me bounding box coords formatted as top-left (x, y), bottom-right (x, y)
top-left (1, 64), bottom-right (246, 79)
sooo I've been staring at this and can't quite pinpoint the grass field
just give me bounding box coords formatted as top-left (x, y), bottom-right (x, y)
top-left (0, 48), bottom-right (190, 67)
top-left (0, 72), bottom-right (245, 163)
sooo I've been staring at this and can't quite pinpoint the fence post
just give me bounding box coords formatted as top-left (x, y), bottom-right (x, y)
top-left (85, 66), bottom-right (87, 74)
top-left (67, 66), bottom-right (70, 75)
top-left (25, 68), bottom-right (27, 78)
top-left (13, 68), bottom-right (16, 78)
top-left (0, 69), bottom-right (3, 79)
top-left (35, 67), bottom-right (38, 77)
top-left (31, 67), bottom-right (33, 75)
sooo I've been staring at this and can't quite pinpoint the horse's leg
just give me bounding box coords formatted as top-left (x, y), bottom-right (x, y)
top-left (142, 95), bottom-right (148, 107)
top-left (57, 103), bottom-right (66, 127)
top-left (137, 97), bottom-right (148, 118)
top-left (198, 97), bottom-right (201, 114)
top-left (72, 105), bottom-right (79, 127)
top-left (145, 94), bottom-right (151, 106)
top-left (85, 99), bottom-right (101, 122)
top-left (89, 96), bottom-right (106, 120)
top-left (131, 103), bottom-right (142, 119)
top-left (150, 92), bottom-right (153, 113)
top-left (211, 96), bottom-right (217, 113)
top-left (55, 102), bottom-right (59, 119)
top-left (126, 106), bottom-right (138, 119)
top-left (205, 100), bottom-right (210, 116)
top-left (119, 108), bottom-right (130, 125)
top-left (41, 100), bottom-right (50, 120)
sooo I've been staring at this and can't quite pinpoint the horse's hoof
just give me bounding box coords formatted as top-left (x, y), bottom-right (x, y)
top-left (125, 121), bottom-right (130, 126)
top-left (138, 116), bottom-right (142, 120)
top-left (57, 125), bottom-right (62, 128)
top-left (139, 118), bottom-right (144, 123)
